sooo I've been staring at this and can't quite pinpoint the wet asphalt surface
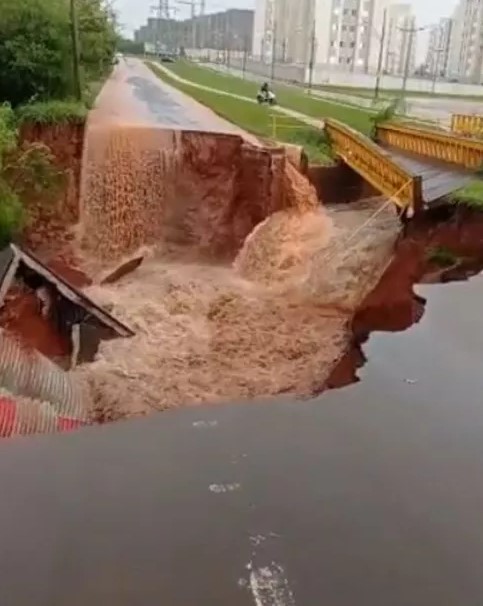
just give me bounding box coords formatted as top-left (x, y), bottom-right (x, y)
top-left (127, 74), bottom-right (210, 129)
top-left (1, 271), bottom-right (483, 604)
top-left (101, 59), bottom-right (245, 135)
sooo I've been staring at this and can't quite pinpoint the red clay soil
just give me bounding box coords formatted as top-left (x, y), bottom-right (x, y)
top-left (20, 122), bottom-right (84, 260)
top-left (0, 287), bottom-right (70, 359)
top-left (326, 208), bottom-right (483, 390)
top-left (353, 208), bottom-right (483, 335)
top-left (78, 125), bottom-right (305, 266)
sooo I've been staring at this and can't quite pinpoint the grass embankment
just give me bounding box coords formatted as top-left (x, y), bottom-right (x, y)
top-left (451, 180), bottom-right (483, 209)
top-left (0, 101), bottom-right (79, 246)
top-left (148, 63), bottom-right (334, 164)
top-left (16, 100), bottom-right (88, 125)
top-left (161, 60), bottom-right (375, 135)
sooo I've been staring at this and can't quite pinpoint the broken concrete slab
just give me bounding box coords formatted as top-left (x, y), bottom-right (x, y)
top-left (0, 244), bottom-right (134, 339)
top-left (101, 256), bottom-right (144, 285)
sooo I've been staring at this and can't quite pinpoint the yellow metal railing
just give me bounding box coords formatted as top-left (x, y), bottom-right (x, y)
top-left (270, 113), bottom-right (301, 139)
top-left (375, 122), bottom-right (483, 169)
top-left (325, 118), bottom-right (422, 212)
top-left (451, 114), bottom-right (483, 137)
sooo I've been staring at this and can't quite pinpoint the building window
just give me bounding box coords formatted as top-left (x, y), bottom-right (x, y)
top-left (340, 40), bottom-right (344, 47)
top-left (352, 9), bottom-right (357, 16)
top-left (346, 57), bottom-right (351, 63)
top-left (350, 41), bottom-right (355, 47)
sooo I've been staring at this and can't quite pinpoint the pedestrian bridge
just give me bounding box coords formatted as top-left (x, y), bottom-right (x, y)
top-left (324, 119), bottom-right (482, 214)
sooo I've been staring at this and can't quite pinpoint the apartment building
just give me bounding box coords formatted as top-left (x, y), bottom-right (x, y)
top-left (383, 3), bottom-right (416, 76)
top-left (425, 18), bottom-right (453, 77)
top-left (135, 9), bottom-right (254, 53)
top-left (447, 0), bottom-right (483, 83)
top-left (253, 0), bottom-right (394, 72)
top-left (252, 0), bottom-right (313, 63)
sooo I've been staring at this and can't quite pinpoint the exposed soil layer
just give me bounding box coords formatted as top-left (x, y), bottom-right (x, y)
top-left (327, 206), bottom-right (483, 389)
top-left (20, 122), bottom-right (84, 260)
top-left (77, 125), bottom-right (303, 269)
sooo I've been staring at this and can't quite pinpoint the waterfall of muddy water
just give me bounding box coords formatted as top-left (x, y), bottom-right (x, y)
top-left (74, 119), bottom-right (398, 421)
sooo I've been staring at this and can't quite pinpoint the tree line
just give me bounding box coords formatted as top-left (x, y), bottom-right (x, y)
top-left (0, 0), bottom-right (118, 107)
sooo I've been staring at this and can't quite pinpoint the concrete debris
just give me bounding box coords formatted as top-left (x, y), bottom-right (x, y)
top-left (0, 244), bottom-right (134, 369)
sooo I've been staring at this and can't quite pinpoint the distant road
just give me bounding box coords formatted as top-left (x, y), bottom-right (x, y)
top-left (89, 58), bottom-right (256, 139)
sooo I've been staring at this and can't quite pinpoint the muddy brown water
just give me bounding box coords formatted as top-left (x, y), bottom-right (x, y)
top-left (1, 254), bottom-right (483, 605)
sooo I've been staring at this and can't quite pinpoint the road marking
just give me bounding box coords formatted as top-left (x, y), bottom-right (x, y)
top-left (247, 562), bottom-right (296, 606)
top-left (209, 483), bottom-right (241, 493)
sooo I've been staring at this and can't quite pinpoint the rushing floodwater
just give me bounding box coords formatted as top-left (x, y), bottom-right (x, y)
top-left (0, 271), bottom-right (483, 605)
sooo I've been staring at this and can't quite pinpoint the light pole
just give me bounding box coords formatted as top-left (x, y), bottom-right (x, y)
top-left (307, 19), bottom-right (316, 95)
top-left (399, 23), bottom-right (426, 100)
top-left (270, 18), bottom-right (277, 82)
top-left (431, 47), bottom-right (444, 93)
top-left (70, 0), bottom-right (82, 100)
top-left (374, 9), bottom-right (387, 101)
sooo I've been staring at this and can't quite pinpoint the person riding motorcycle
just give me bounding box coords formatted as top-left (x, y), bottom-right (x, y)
top-left (257, 82), bottom-right (276, 105)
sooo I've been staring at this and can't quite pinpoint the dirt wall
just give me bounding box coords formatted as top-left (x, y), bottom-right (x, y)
top-left (78, 125), bottom-right (301, 265)
top-left (308, 163), bottom-right (378, 205)
top-left (20, 122), bottom-right (85, 256)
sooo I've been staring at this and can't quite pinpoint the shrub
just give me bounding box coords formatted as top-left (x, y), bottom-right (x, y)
top-left (16, 100), bottom-right (88, 125)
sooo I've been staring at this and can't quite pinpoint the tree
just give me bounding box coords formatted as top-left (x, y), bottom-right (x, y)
top-left (0, 0), bottom-right (117, 107)
top-left (116, 37), bottom-right (145, 56)
top-left (78, 0), bottom-right (117, 81)
top-left (0, 0), bottom-right (72, 106)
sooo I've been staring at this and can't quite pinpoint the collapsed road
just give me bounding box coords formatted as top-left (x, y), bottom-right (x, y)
top-left (1, 263), bottom-right (483, 605)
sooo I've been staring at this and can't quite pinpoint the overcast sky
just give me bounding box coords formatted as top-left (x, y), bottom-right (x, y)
top-left (115, 0), bottom-right (458, 57)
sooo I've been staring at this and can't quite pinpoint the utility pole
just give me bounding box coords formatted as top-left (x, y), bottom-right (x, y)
top-left (374, 8), bottom-right (387, 101)
top-left (175, 0), bottom-right (196, 51)
top-left (151, 0), bottom-right (171, 54)
top-left (70, 0), bottom-right (82, 100)
top-left (431, 47), bottom-right (444, 93)
top-left (242, 35), bottom-right (248, 78)
top-left (270, 18), bottom-right (277, 82)
top-left (399, 22), bottom-right (424, 100)
top-left (307, 18), bottom-right (316, 95)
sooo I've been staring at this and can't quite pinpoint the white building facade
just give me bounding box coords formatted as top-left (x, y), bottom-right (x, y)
top-left (447, 0), bottom-right (483, 83)
top-left (253, 0), bottom-right (401, 73)
top-left (425, 18), bottom-right (453, 77)
top-left (383, 3), bottom-right (416, 76)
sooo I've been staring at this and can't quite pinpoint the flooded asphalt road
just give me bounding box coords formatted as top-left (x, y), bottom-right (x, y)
top-left (1, 271), bottom-right (483, 605)
top-left (91, 58), bottom-right (255, 140)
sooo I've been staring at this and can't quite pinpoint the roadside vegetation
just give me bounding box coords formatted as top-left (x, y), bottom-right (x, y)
top-left (0, 0), bottom-right (117, 244)
top-left (157, 60), bottom-right (375, 136)
top-left (0, 104), bottom-right (66, 246)
top-left (148, 63), bottom-right (334, 164)
top-left (450, 180), bottom-right (483, 210)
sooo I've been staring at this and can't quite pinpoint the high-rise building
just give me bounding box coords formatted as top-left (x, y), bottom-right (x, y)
top-left (135, 9), bottom-right (254, 53)
top-left (383, 3), bottom-right (416, 76)
top-left (425, 18), bottom-right (453, 78)
top-left (252, 0), bottom-right (313, 64)
top-left (253, 0), bottom-right (398, 73)
top-left (447, 0), bottom-right (483, 83)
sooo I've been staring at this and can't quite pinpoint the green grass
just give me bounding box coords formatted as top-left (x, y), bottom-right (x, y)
top-left (426, 245), bottom-right (458, 268)
top-left (16, 100), bottom-right (88, 125)
top-left (161, 60), bottom-right (375, 135)
top-left (450, 179), bottom-right (483, 209)
top-left (148, 63), bottom-right (334, 164)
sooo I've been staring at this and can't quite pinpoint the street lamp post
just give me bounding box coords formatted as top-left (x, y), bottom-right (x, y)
top-left (399, 23), bottom-right (426, 100)
top-left (374, 8), bottom-right (387, 101)
top-left (307, 19), bottom-right (316, 95)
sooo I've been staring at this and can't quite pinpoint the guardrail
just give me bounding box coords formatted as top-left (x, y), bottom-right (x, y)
top-left (375, 122), bottom-right (483, 169)
top-left (325, 118), bottom-right (422, 212)
top-left (451, 114), bottom-right (483, 137)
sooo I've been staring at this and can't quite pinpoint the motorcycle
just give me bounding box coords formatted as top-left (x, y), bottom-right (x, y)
top-left (256, 90), bottom-right (277, 106)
